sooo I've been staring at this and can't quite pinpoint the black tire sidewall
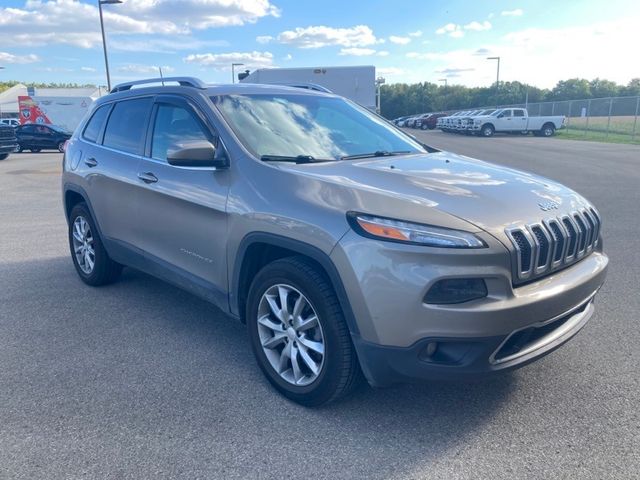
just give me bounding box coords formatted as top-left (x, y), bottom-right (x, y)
top-left (246, 259), bottom-right (349, 405)
top-left (68, 203), bottom-right (118, 286)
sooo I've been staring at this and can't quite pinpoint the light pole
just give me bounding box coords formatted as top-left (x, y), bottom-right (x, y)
top-left (375, 76), bottom-right (385, 114)
top-left (487, 56), bottom-right (500, 87)
top-left (231, 63), bottom-right (244, 83)
top-left (438, 78), bottom-right (447, 88)
top-left (98, 0), bottom-right (122, 92)
top-left (439, 79), bottom-right (447, 110)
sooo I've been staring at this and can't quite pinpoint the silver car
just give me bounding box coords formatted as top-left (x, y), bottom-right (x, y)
top-left (62, 77), bottom-right (608, 406)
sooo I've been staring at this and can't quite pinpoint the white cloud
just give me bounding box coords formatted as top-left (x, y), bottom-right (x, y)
top-left (339, 48), bottom-right (389, 56)
top-left (117, 64), bottom-right (175, 74)
top-left (464, 21), bottom-right (492, 31)
top-left (435, 23), bottom-right (464, 38)
top-left (408, 30), bottom-right (423, 37)
top-left (501, 9), bottom-right (524, 16)
top-left (80, 66), bottom-right (97, 72)
top-left (377, 67), bottom-right (404, 76)
top-left (256, 35), bottom-right (274, 44)
top-left (276, 25), bottom-right (378, 48)
top-left (0, 51), bottom-right (39, 64)
top-left (110, 37), bottom-right (229, 53)
top-left (389, 35), bottom-right (411, 45)
top-left (0, 0), bottom-right (279, 48)
top-left (183, 51), bottom-right (274, 69)
top-left (402, 18), bottom-right (638, 88)
top-left (283, 53), bottom-right (292, 61)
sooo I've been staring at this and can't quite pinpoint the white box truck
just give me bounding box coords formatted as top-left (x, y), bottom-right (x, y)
top-left (239, 66), bottom-right (376, 111)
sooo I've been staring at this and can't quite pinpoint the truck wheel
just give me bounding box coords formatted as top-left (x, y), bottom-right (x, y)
top-left (541, 124), bottom-right (556, 137)
top-left (247, 256), bottom-right (361, 406)
top-left (68, 202), bottom-right (122, 286)
top-left (15, 145), bottom-right (23, 153)
top-left (481, 124), bottom-right (495, 137)
top-left (0, 153), bottom-right (8, 161)
top-left (421, 124), bottom-right (428, 130)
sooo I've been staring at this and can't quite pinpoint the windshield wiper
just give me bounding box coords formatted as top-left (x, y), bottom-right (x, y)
top-left (340, 150), bottom-right (413, 160)
top-left (260, 154), bottom-right (332, 164)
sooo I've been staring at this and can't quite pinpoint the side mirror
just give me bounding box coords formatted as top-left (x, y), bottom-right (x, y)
top-left (166, 140), bottom-right (228, 168)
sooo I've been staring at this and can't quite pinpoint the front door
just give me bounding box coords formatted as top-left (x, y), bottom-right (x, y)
top-left (135, 95), bottom-right (229, 306)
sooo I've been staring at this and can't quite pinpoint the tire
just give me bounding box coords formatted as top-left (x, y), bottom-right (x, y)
top-left (0, 153), bottom-right (8, 160)
top-left (421, 124), bottom-right (428, 130)
top-left (57, 141), bottom-right (66, 153)
top-left (540, 123), bottom-right (556, 137)
top-left (68, 202), bottom-right (122, 286)
top-left (481, 124), bottom-right (495, 137)
top-left (247, 256), bottom-right (361, 406)
top-left (15, 144), bottom-right (23, 153)
top-left (427, 124), bottom-right (435, 130)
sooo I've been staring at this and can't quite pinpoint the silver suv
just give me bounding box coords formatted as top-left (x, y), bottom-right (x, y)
top-left (62, 77), bottom-right (608, 406)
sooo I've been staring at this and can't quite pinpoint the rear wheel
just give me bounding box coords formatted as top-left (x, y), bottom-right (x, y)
top-left (0, 153), bottom-right (8, 161)
top-left (540, 123), bottom-right (556, 137)
top-left (57, 141), bottom-right (66, 153)
top-left (481, 124), bottom-right (495, 137)
top-left (247, 257), bottom-right (361, 406)
top-left (68, 203), bottom-right (122, 286)
top-left (15, 145), bottom-right (23, 153)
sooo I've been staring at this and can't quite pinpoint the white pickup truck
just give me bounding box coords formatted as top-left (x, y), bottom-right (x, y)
top-left (468, 108), bottom-right (565, 137)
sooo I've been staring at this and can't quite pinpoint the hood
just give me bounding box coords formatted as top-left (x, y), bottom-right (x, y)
top-left (277, 151), bottom-right (591, 242)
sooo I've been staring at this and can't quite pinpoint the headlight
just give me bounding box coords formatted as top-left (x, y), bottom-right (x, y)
top-left (347, 213), bottom-right (486, 248)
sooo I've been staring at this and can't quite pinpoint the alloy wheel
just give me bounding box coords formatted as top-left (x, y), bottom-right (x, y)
top-left (257, 284), bottom-right (325, 386)
top-left (72, 216), bottom-right (95, 274)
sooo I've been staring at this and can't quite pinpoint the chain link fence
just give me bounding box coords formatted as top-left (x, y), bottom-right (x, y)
top-left (471, 95), bottom-right (640, 143)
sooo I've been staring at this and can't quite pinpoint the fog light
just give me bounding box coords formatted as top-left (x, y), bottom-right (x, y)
top-left (424, 278), bottom-right (487, 305)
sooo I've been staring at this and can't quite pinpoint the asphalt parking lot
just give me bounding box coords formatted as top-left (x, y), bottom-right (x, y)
top-left (1, 136), bottom-right (639, 479)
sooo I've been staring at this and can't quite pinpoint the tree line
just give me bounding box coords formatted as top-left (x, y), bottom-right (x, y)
top-left (380, 78), bottom-right (640, 119)
top-left (0, 81), bottom-right (97, 94)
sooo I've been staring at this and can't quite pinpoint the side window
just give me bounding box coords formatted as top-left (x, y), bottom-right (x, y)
top-left (82, 104), bottom-right (110, 143)
top-left (513, 109), bottom-right (525, 117)
top-left (150, 103), bottom-right (211, 161)
top-left (499, 110), bottom-right (512, 118)
top-left (20, 125), bottom-right (35, 134)
top-left (103, 97), bottom-right (152, 154)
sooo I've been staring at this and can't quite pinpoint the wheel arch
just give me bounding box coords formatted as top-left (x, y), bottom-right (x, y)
top-left (63, 184), bottom-right (106, 240)
top-left (231, 232), bottom-right (360, 336)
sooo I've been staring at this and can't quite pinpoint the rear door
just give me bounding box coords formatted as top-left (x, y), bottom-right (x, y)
top-left (135, 94), bottom-right (229, 306)
top-left (81, 97), bottom-right (153, 248)
top-left (512, 109), bottom-right (528, 131)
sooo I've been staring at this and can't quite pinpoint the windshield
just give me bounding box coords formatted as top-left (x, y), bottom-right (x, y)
top-left (212, 93), bottom-right (424, 161)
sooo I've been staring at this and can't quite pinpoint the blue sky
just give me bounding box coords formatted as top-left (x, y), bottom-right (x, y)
top-left (1, 0), bottom-right (638, 88)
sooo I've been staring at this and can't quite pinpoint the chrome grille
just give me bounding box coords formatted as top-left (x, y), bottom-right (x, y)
top-left (506, 208), bottom-right (601, 284)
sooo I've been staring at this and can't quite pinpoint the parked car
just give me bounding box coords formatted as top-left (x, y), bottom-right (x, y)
top-left (392, 115), bottom-right (411, 127)
top-left (0, 118), bottom-right (20, 128)
top-left (0, 124), bottom-right (18, 160)
top-left (405, 115), bottom-right (420, 128)
top-left (468, 108), bottom-right (566, 137)
top-left (413, 113), bottom-right (432, 129)
top-left (420, 113), bottom-right (447, 130)
top-left (63, 77), bottom-right (608, 406)
top-left (15, 124), bottom-right (72, 152)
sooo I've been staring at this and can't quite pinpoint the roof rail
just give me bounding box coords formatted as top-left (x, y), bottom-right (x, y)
top-left (110, 77), bottom-right (208, 93)
top-left (260, 82), bottom-right (332, 93)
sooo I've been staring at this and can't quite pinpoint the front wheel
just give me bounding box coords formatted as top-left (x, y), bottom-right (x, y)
top-left (0, 153), bottom-right (8, 161)
top-left (247, 257), bottom-right (361, 406)
top-left (57, 141), bottom-right (66, 153)
top-left (481, 124), bottom-right (495, 137)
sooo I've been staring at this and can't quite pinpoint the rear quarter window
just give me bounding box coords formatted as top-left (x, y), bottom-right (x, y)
top-left (82, 104), bottom-right (111, 143)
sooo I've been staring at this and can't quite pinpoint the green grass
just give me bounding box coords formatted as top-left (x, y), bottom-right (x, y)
top-left (555, 128), bottom-right (640, 145)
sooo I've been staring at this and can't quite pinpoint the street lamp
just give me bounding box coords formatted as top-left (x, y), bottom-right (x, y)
top-left (375, 76), bottom-right (385, 114)
top-left (486, 56), bottom-right (500, 87)
top-left (438, 78), bottom-right (447, 88)
top-left (98, 0), bottom-right (122, 92)
top-left (231, 63), bottom-right (244, 84)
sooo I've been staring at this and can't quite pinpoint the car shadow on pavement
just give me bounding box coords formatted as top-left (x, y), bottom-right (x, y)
top-left (1, 256), bottom-right (517, 479)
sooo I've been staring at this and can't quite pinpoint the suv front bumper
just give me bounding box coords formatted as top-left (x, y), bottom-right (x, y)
top-left (331, 230), bottom-right (608, 386)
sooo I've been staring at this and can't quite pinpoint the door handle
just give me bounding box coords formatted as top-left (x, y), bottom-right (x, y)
top-left (137, 172), bottom-right (158, 184)
top-left (84, 157), bottom-right (98, 167)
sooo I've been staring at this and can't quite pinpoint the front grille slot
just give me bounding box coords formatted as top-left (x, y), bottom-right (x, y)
top-left (507, 207), bottom-right (600, 285)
